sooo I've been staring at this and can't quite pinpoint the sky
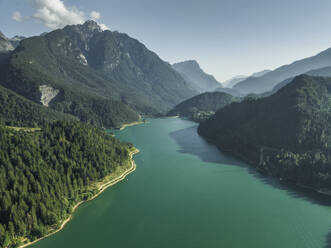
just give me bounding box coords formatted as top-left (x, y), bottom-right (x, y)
top-left (1, 0), bottom-right (331, 82)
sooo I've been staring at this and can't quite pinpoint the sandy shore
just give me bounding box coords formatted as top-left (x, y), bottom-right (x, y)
top-left (18, 149), bottom-right (139, 248)
top-left (119, 120), bottom-right (146, 130)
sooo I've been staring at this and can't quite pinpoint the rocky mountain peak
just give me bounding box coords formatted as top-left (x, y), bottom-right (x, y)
top-left (0, 31), bottom-right (14, 52)
top-left (177, 60), bottom-right (200, 69)
top-left (64, 20), bottom-right (103, 41)
top-left (61, 20), bottom-right (103, 55)
top-left (172, 59), bottom-right (221, 93)
top-left (82, 20), bottom-right (102, 33)
top-left (0, 31), bottom-right (6, 40)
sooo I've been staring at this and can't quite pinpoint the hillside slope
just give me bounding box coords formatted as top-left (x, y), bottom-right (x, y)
top-left (172, 60), bottom-right (221, 93)
top-left (0, 121), bottom-right (134, 247)
top-left (0, 21), bottom-right (197, 127)
top-left (199, 75), bottom-right (331, 189)
top-left (168, 92), bottom-right (236, 122)
top-left (0, 84), bottom-right (77, 126)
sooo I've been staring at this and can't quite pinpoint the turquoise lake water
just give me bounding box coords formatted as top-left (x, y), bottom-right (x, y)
top-left (32, 118), bottom-right (331, 248)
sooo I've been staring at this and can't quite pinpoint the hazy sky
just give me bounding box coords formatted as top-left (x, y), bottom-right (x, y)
top-left (1, 0), bottom-right (331, 82)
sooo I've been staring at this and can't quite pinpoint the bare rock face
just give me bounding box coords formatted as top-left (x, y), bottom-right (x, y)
top-left (0, 32), bottom-right (14, 52)
top-left (77, 53), bottom-right (88, 66)
top-left (39, 85), bottom-right (59, 107)
top-left (0, 32), bottom-right (25, 52)
top-left (9, 35), bottom-right (26, 48)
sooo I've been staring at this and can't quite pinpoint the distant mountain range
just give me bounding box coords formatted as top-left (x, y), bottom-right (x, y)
top-left (0, 20), bottom-right (198, 127)
top-left (234, 48), bottom-right (331, 94)
top-left (222, 75), bottom-right (247, 88)
top-left (223, 70), bottom-right (271, 88)
top-left (214, 86), bottom-right (242, 97)
top-left (261, 65), bottom-right (331, 97)
top-left (172, 60), bottom-right (221, 93)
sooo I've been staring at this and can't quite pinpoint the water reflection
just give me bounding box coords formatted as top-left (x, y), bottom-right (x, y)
top-left (169, 124), bottom-right (331, 248)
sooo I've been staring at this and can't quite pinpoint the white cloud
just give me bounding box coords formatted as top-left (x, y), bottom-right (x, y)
top-left (14, 0), bottom-right (110, 31)
top-left (12, 11), bottom-right (23, 22)
top-left (90, 11), bottom-right (101, 20)
top-left (31, 0), bottom-right (85, 29)
top-left (99, 23), bottom-right (110, 31)
top-left (89, 11), bottom-right (109, 30)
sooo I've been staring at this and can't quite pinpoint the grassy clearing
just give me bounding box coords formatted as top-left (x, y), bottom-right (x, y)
top-left (5, 126), bottom-right (42, 132)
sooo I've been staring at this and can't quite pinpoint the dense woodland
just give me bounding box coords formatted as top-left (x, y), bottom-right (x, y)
top-left (168, 92), bottom-right (237, 122)
top-left (0, 84), bottom-right (77, 127)
top-left (0, 20), bottom-right (199, 248)
top-left (0, 121), bottom-right (132, 247)
top-left (199, 75), bottom-right (331, 189)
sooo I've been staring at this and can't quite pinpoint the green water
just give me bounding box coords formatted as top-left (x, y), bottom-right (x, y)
top-left (32, 118), bottom-right (331, 248)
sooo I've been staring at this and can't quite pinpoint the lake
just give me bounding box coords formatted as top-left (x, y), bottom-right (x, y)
top-left (31, 118), bottom-right (331, 248)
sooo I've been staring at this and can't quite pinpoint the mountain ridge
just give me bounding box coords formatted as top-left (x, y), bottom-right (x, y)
top-left (172, 60), bottom-right (221, 93)
top-left (224, 70), bottom-right (271, 88)
top-left (199, 75), bottom-right (331, 189)
top-left (168, 91), bottom-right (236, 122)
top-left (0, 20), bottom-right (198, 127)
top-left (0, 31), bottom-right (25, 53)
top-left (233, 48), bottom-right (331, 94)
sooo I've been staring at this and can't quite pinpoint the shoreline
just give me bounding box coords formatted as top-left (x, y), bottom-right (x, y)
top-left (198, 132), bottom-right (331, 198)
top-left (18, 149), bottom-right (139, 248)
top-left (119, 120), bottom-right (146, 130)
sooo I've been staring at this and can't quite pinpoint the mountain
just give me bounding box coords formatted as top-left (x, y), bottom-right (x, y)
top-left (0, 32), bottom-right (25, 53)
top-left (233, 48), bottom-right (331, 94)
top-left (168, 92), bottom-right (236, 122)
top-left (268, 66), bottom-right (331, 96)
top-left (199, 75), bottom-right (331, 189)
top-left (0, 84), bottom-right (77, 126)
top-left (251, 69), bottom-right (271, 78)
top-left (9, 35), bottom-right (26, 48)
top-left (172, 60), bottom-right (221, 93)
top-left (222, 75), bottom-right (246, 88)
top-left (0, 32), bottom-right (14, 52)
top-left (305, 66), bottom-right (331, 77)
top-left (214, 86), bottom-right (242, 97)
top-left (0, 21), bottom-right (197, 127)
top-left (223, 70), bottom-right (271, 88)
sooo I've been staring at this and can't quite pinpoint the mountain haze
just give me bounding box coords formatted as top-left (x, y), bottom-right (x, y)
top-left (234, 48), bottom-right (331, 94)
top-left (214, 86), bottom-right (242, 97)
top-left (223, 70), bottom-right (271, 88)
top-left (222, 75), bottom-right (246, 88)
top-left (168, 91), bottom-right (236, 121)
top-left (266, 66), bottom-right (331, 96)
top-left (172, 60), bottom-right (221, 93)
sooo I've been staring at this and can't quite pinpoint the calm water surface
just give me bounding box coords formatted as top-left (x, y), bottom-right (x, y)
top-left (32, 118), bottom-right (331, 248)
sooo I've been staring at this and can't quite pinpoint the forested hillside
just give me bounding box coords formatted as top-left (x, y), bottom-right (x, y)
top-left (199, 75), bottom-right (331, 189)
top-left (0, 121), bottom-right (134, 247)
top-left (172, 60), bottom-right (221, 93)
top-left (168, 92), bottom-right (236, 122)
top-left (0, 84), bottom-right (77, 126)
